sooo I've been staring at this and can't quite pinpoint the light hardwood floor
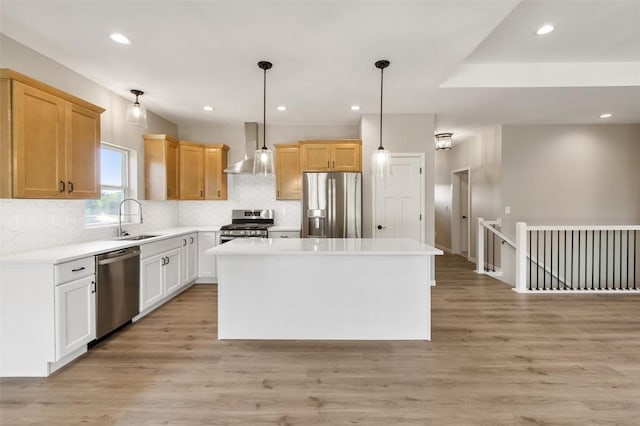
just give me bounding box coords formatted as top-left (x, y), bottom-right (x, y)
top-left (1, 253), bottom-right (639, 425)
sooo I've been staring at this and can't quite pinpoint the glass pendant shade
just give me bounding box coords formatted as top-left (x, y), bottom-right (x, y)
top-left (253, 147), bottom-right (274, 175)
top-left (435, 133), bottom-right (453, 150)
top-left (126, 89), bottom-right (147, 127)
top-left (372, 148), bottom-right (391, 177)
top-left (126, 102), bottom-right (147, 127)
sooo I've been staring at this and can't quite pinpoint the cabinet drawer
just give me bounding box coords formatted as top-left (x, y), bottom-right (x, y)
top-left (55, 256), bottom-right (95, 285)
top-left (140, 237), bottom-right (182, 259)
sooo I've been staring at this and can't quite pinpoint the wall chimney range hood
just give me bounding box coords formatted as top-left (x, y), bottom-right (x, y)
top-left (224, 122), bottom-right (259, 174)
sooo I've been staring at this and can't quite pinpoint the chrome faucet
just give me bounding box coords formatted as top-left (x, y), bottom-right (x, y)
top-left (118, 198), bottom-right (143, 237)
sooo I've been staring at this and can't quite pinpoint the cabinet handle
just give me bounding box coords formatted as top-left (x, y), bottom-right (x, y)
top-left (183, 238), bottom-right (187, 247)
top-left (166, 256), bottom-right (170, 265)
top-left (161, 257), bottom-right (166, 266)
top-left (333, 160), bottom-right (335, 168)
top-left (71, 267), bottom-right (86, 272)
top-left (68, 181), bottom-right (74, 193)
top-left (277, 190), bottom-right (280, 197)
top-left (59, 181), bottom-right (65, 193)
top-left (167, 189), bottom-right (171, 197)
top-left (217, 190), bottom-right (221, 197)
top-left (91, 281), bottom-right (96, 294)
top-left (200, 190), bottom-right (203, 198)
top-left (190, 236), bottom-right (194, 244)
top-left (327, 161), bottom-right (330, 168)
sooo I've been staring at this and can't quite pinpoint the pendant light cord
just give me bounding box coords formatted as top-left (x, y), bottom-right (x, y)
top-left (379, 66), bottom-right (384, 150)
top-left (262, 66), bottom-right (267, 150)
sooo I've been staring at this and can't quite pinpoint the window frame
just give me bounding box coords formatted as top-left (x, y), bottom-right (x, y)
top-left (85, 142), bottom-right (133, 227)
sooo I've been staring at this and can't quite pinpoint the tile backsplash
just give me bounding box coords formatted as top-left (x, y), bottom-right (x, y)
top-left (0, 175), bottom-right (301, 256)
top-left (178, 174), bottom-right (301, 227)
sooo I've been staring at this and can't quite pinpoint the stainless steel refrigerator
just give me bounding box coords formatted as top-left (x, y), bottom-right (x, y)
top-left (302, 172), bottom-right (362, 238)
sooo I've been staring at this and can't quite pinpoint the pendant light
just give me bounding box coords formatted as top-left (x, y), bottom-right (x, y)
top-left (372, 60), bottom-right (391, 177)
top-left (435, 133), bottom-right (453, 150)
top-left (253, 61), bottom-right (275, 176)
top-left (126, 89), bottom-right (147, 127)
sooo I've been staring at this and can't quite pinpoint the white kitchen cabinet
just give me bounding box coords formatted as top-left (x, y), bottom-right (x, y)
top-left (140, 247), bottom-right (182, 312)
top-left (197, 232), bottom-right (218, 283)
top-left (140, 253), bottom-right (165, 310)
top-left (55, 275), bottom-right (96, 360)
top-left (0, 255), bottom-right (96, 377)
top-left (180, 233), bottom-right (198, 286)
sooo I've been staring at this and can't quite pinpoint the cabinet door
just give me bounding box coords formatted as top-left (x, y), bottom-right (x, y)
top-left (66, 103), bottom-right (101, 199)
top-left (301, 144), bottom-right (331, 171)
top-left (197, 232), bottom-right (218, 283)
top-left (55, 275), bottom-right (96, 360)
top-left (12, 81), bottom-right (66, 198)
top-left (204, 147), bottom-right (224, 200)
top-left (163, 248), bottom-right (182, 295)
top-left (140, 254), bottom-right (164, 311)
top-left (180, 236), bottom-right (189, 285)
top-left (188, 233), bottom-right (198, 282)
top-left (179, 144), bottom-right (204, 199)
top-left (275, 146), bottom-right (301, 200)
top-left (166, 140), bottom-right (179, 200)
top-left (331, 143), bottom-right (361, 171)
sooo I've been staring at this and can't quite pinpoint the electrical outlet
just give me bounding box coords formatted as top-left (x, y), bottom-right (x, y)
top-left (505, 206), bottom-right (511, 214)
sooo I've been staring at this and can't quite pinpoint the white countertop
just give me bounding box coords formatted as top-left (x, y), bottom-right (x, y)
top-left (209, 238), bottom-right (443, 256)
top-left (0, 226), bottom-right (221, 264)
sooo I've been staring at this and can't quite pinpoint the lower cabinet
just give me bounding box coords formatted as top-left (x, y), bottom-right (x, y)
top-left (197, 232), bottom-right (218, 283)
top-left (54, 274), bottom-right (96, 360)
top-left (269, 230), bottom-right (301, 238)
top-left (180, 232), bottom-right (198, 286)
top-left (140, 247), bottom-right (182, 312)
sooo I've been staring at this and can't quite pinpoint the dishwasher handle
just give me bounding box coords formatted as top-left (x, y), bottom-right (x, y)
top-left (97, 250), bottom-right (140, 266)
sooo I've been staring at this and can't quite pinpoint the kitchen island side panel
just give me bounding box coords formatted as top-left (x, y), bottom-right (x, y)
top-left (217, 253), bottom-right (431, 340)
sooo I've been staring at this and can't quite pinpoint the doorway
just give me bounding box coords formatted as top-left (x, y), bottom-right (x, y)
top-left (451, 168), bottom-right (470, 259)
top-left (372, 153), bottom-right (425, 242)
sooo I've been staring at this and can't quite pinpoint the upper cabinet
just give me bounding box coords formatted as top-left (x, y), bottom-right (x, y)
top-left (299, 140), bottom-right (362, 172)
top-left (0, 69), bottom-right (104, 199)
top-left (203, 145), bottom-right (229, 200)
top-left (143, 134), bottom-right (180, 200)
top-left (275, 144), bottom-right (301, 200)
top-left (179, 142), bottom-right (205, 200)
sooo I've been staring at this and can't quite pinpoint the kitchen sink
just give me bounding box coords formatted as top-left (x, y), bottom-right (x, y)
top-left (116, 234), bottom-right (160, 241)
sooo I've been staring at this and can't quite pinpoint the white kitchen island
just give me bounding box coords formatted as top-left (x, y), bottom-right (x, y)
top-left (208, 238), bottom-right (442, 340)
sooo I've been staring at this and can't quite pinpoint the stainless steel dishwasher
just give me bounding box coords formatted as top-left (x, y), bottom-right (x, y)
top-left (95, 247), bottom-right (140, 339)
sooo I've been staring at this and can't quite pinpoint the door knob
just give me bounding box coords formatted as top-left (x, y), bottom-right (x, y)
top-left (377, 225), bottom-right (386, 230)
top-left (462, 215), bottom-right (468, 219)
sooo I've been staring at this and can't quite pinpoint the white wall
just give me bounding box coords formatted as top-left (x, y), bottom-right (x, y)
top-left (360, 114), bottom-right (435, 244)
top-left (0, 34), bottom-right (181, 255)
top-left (501, 124), bottom-right (640, 232)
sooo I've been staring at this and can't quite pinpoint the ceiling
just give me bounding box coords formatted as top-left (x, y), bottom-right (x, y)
top-left (1, 0), bottom-right (639, 135)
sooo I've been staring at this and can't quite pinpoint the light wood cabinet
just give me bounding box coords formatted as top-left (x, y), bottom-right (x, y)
top-left (204, 145), bottom-right (229, 200)
top-left (275, 144), bottom-right (301, 200)
top-left (0, 69), bottom-right (103, 199)
top-left (179, 142), bottom-right (204, 200)
top-left (299, 140), bottom-right (361, 172)
top-left (143, 134), bottom-right (179, 200)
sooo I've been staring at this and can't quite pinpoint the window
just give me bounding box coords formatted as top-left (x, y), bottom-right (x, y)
top-left (85, 144), bottom-right (129, 226)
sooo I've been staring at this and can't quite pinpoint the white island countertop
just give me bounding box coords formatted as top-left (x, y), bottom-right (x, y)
top-left (210, 237), bottom-right (442, 256)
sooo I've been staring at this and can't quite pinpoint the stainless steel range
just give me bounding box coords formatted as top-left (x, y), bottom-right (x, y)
top-left (220, 209), bottom-right (274, 243)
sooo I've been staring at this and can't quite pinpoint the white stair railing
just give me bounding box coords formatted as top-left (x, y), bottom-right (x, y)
top-left (515, 223), bottom-right (640, 293)
top-left (476, 218), bottom-right (516, 276)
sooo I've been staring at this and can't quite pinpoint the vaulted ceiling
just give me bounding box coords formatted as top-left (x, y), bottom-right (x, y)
top-left (1, 0), bottom-right (639, 134)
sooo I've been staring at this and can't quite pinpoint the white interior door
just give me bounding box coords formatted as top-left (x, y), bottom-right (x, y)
top-left (460, 172), bottom-right (469, 252)
top-left (373, 154), bottom-right (424, 242)
top-left (451, 168), bottom-right (470, 257)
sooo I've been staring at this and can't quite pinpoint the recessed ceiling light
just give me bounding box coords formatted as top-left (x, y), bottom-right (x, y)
top-left (203, 106), bottom-right (214, 112)
top-left (599, 113), bottom-right (612, 118)
top-left (535, 24), bottom-right (555, 36)
top-left (277, 105), bottom-right (287, 111)
top-left (350, 105), bottom-right (361, 111)
top-left (110, 33), bottom-right (131, 45)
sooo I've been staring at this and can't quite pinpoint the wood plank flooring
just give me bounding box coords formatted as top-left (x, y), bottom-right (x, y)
top-left (2, 253), bottom-right (640, 425)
